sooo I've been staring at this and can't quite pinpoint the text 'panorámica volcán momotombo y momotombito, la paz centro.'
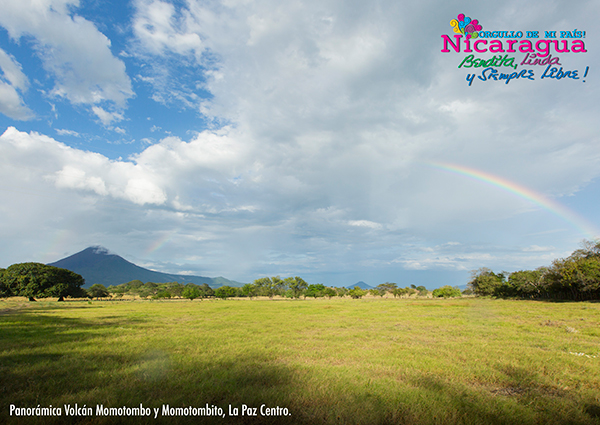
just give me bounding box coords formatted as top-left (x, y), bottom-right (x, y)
top-left (9, 403), bottom-right (291, 419)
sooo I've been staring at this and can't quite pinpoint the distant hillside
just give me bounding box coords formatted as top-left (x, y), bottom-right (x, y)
top-left (48, 246), bottom-right (245, 289)
top-left (346, 281), bottom-right (373, 290)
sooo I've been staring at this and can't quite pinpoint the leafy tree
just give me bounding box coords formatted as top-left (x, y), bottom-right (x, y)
top-left (88, 284), bottom-right (110, 299)
top-left (506, 269), bottom-right (545, 298)
top-left (415, 285), bottom-right (429, 296)
top-left (305, 284), bottom-right (326, 298)
top-left (284, 276), bottom-right (308, 299)
top-left (1, 263), bottom-right (86, 300)
top-left (270, 276), bottom-right (285, 298)
top-left (252, 276), bottom-right (285, 299)
top-left (198, 283), bottom-right (215, 299)
top-left (468, 268), bottom-right (506, 296)
top-left (335, 287), bottom-right (348, 297)
top-left (153, 290), bottom-right (172, 299)
top-left (0, 268), bottom-right (12, 298)
top-left (322, 287), bottom-right (336, 299)
top-left (143, 282), bottom-right (159, 293)
top-left (392, 287), bottom-right (405, 298)
top-left (182, 285), bottom-right (201, 300)
top-left (215, 286), bottom-right (237, 299)
top-left (165, 282), bottom-right (184, 298)
top-left (348, 286), bottom-right (366, 299)
top-left (253, 277), bottom-right (274, 298)
top-left (241, 283), bottom-right (258, 299)
top-left (543, 253), bottom-right (600, 300)
top-left (368, 289), bottom-right (381, 297)
top-left (125, 280), bottom-right (144, 290)
top-left (107, 283), bottom-right (128, 295)
top-left (432, 286), bottom-right (462, 298)
top-left (376, 282), bottom-right (397, 296)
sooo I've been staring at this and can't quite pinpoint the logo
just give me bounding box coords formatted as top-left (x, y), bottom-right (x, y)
top-left (441, 13), bottom-right (589, 86)
top-left (450, 14), bottom-right (482, 40)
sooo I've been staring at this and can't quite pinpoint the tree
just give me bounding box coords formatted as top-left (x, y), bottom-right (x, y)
top-left (468, 268), bottom-right (506, 296)
top-left (153, 290), bottom-right (172, 299)
top-left (368, 289), bottom-right (381, 297)
top-left (322, 287), bottom-right (336, 299)
top-left (253, 277), bottom-right (273, 298)
top-left (462, 240), bottom-right (600, 300)
top-left (415, 286), bottom-right (429, 296)
top-left (506, 269), bottom-right (545, 298)
top-left (165, 282), bottom-right (184, 298)
top-left (88, 284), bottom-right (110, 299)
top-left (241, 283), bottom-right (258, 299)
top-left (432, 286), bottom-right (462, 298)
top-left (335, 287), bottom-right (348, 297)
top-left (543, 254), bottom-right (600, 300)
top-left (215, 286), bottom-right (237, 299)
top-left (0, 268), bottom-right (12, 298)
top-left (198, 283), bottom-right (215, 299)
top-left (0, 263), bottom-right (86, 300)
top-left (182, 285), bottom-right (201, 300)
top-left (348, 286), bottom-right (366, 299)
top-left (305, 284), bottom-right (326, 298)
top-left (125, 280), bottom-right (144, 290)
top-left (284, 276), bottom-right (308, 299)
top-left (376, 282), bottom-right (397, 296)
top-left (253, 277), bottom-right (284, 299)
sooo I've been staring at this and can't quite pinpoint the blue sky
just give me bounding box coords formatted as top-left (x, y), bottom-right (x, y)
top-left (0, 0), bottom-right (598, 288)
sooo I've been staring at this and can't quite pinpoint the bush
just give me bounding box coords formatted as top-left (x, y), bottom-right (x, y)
top-left (88, 284), bottom-right (110, 299)
top-left (348, 287), bottom-right (366, 299)
top-left (432, 286), bottom-right (462, 298)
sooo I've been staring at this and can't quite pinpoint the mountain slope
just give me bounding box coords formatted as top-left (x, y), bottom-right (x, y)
top-left (346, 281), bottom-right (373, 290)
top-left (48, 246), bottom-right (245, 288)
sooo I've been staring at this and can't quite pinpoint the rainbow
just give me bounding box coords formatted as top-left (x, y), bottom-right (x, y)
top-left (145, 230), bottom-right (178, 255)
top-left (427, 161), bottom-right (599, 239)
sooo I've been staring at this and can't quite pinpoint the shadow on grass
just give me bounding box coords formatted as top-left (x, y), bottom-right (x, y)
top-left (0, 310), bottom-right (305, 424)
top-left (2, 308), bottom-right (599, 425)
top-left (406, 368), bottom-right (600, 425)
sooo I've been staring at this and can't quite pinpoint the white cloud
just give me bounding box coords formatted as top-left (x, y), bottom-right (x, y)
top-left (55, 129), bottom-right (81, 137)
top-left (92, 106), bottom-right (124, 126)
top-left (133, 0), bottom-right (204, 57)
top-left (0, 47), bottom-right (33, 120)
top-left (1, 127), bottom-right (166, 206)
top-left (0, 0), bottom-right (133, 107)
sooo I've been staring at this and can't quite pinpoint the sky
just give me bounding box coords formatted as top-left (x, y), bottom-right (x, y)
top-left (0, 0), bottom-right (598, 289)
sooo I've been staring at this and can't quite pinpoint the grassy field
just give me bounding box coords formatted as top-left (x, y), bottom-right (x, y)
top-left (1, 296), bottom-right (599, 424)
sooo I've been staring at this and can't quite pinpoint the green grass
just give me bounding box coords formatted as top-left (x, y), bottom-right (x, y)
top-left (1, 297), bottom-right (599, 424)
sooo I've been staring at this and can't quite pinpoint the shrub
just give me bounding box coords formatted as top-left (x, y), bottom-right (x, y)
top-left (432, 286), bottom-right (462, 298)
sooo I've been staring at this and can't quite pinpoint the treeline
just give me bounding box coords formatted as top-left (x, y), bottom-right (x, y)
top-left (0, 263), bottom-right (456, 301)
top-left (469, 240), bottom-right (600, 300)
top-left (104, 278), bottom-right (439, 300)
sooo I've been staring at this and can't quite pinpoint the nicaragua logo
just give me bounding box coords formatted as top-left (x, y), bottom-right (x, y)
top-left (441, 12), bottom-right (589, 86)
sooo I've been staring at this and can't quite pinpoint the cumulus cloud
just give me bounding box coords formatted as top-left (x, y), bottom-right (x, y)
top-left (1, 127), bottom-right (165, 205)
top-left (0, 48), bottom-right (34, 120)
top-left (0, 0), bottom-right (133, 108)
